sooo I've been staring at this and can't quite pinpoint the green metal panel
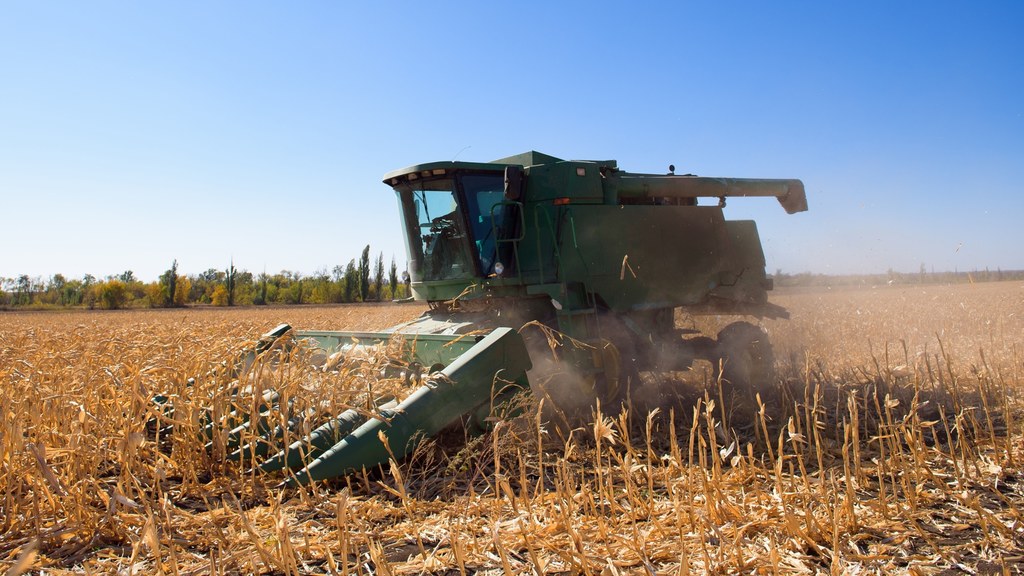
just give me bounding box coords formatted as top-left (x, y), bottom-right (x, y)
top-left (614, 173), bottom-right (808, 214)
top-left (295, 329), bottom-right (483, 368)
top-left (522, 161), bottom-right (604, 204)
top-left (707, 220), bottom-right (770, 305)
top-left (407, 277), bottom-right (477, 303)
top-left (558, 204), bottom-right (731, 312)
top-left (286, 326), bottom-right (532, 484)
top-left (491, 150), bottom-right (563, 166)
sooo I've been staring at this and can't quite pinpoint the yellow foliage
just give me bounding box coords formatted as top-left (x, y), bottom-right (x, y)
top-left (211, 285), bottom-right (229, 306)
top-left (92, 279), bottom-right (128, 309)
top-left (144, 283), bottom-right (164, 307)
top-left (173, 276), bottom-right (191, 307)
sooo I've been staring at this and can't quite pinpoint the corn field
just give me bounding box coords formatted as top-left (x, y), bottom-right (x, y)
top-left (2, 283), bottom-right (1023, 574)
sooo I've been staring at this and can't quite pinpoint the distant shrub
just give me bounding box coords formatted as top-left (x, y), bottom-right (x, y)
top-left (94, 279), bottom-right (128, 310)
top-left (211, 285), bottom-right (229, 306)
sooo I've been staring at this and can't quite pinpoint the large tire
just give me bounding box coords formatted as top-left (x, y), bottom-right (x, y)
top-left (593, 335), bottom-right (640, 414)
top-left (713, 321), bottom-right (775, 425)
top-left (531, 313), bottom-right (640, 422)
top-left (595, 313), bottom-right (643, 415)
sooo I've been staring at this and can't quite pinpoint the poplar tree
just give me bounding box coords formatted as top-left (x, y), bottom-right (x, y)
top-left (160, 260), bottom-right (178, 307)
top-left (358, 245), bottom-right (370, 302)
top-left (373, 252), bottom-right (384, 301)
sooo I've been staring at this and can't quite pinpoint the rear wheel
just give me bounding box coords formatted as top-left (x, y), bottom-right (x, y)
top-left (713, 321), bottom-right (775, 424)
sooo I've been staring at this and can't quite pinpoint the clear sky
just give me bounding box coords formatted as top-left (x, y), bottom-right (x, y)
top-left (2, 2), bottom-right (1022, 282)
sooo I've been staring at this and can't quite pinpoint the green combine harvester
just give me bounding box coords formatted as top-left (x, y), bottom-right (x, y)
top-left (153, 151), bottom-right (807, 485)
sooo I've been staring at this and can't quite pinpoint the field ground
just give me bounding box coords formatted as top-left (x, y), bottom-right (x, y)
top-left (2, 282), bottom-right (1024, 574)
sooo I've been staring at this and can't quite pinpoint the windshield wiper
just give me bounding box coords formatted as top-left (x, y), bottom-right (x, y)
top-left (415, 189), bottom-right (431, 222)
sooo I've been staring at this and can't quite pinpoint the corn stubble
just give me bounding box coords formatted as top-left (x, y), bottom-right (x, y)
top-left (2, 284), bottom-right (1023, 575)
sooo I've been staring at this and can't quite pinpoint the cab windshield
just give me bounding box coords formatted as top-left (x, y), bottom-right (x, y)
top-left (394, 171), bottom-right (512, 282)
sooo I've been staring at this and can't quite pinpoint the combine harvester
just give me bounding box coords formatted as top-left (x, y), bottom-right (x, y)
top-left (153, 151), bottom-right (807, 485)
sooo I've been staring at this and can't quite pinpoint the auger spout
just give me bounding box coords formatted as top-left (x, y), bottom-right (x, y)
top-left (614, 174), bottom-right (808, 214)
top-left (284, 327), bottom-right (531, 485)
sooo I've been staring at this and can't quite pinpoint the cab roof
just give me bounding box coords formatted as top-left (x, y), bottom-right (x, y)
top-left (382, 151), bottom-right (566, 184)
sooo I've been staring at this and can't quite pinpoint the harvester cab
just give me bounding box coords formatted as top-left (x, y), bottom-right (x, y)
top-left (152, 151), bottom-right (806, 484)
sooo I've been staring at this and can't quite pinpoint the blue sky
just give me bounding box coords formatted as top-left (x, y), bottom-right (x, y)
top-left (2, 2), bottom-right (1021, 282)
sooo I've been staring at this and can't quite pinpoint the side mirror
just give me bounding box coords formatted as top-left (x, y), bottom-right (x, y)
top-left (504, 166), bottom-right (524, 200)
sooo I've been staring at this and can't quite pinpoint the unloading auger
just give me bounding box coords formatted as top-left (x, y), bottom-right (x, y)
top-left (152, 151), bottom-right (807, 484)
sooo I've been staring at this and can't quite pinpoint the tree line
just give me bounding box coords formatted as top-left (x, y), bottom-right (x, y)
top-left (0, 245), bottom-right (409, 310)
top-left (772, 266), bottom-right (1024, 288)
